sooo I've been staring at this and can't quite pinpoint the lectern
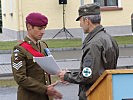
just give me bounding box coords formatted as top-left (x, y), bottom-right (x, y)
top-left (86, 69), bottom-right (133, 100)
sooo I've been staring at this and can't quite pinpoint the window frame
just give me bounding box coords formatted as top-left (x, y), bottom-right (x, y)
top-left (92, 0), bottom-right (123, 11)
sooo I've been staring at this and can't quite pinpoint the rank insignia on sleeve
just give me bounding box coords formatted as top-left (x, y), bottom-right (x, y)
top-left (14, 49), bottom-right (19, 53)
top-left (12, 61), bottom-right (22, 70)
top-left (82, 67), bottom-right (92, 77)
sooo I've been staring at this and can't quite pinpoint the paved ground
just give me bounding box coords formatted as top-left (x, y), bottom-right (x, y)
top-left (0, 84), bottom-right (79, 100)
top-left (1, 47), bottom-right (133, 76)
top-left (1, 56), bottom-right (133, 76)
top-left (0, 87), bottom-right (17, 100)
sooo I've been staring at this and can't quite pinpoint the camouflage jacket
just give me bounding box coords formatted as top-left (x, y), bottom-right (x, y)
top-left (64, 25), bottom-right (119, 100)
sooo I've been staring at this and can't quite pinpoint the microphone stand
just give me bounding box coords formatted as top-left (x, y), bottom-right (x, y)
top-left (52, 4), bottom-right (74, 39)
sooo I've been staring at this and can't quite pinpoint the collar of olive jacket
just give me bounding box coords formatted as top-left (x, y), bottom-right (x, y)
top-left (24, 36), bottom-right (40, 52)
top-left (82, 25), bottom-right (104, 49)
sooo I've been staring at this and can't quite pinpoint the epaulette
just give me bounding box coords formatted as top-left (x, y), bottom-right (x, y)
top-left (17, 40), bottom-right (25, 45)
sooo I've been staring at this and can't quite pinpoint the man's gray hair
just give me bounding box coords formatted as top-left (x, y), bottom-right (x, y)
top-left (83, 15), bottom-right (101, 24)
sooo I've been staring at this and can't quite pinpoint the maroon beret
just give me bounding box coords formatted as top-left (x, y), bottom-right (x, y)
top-left (26, 12), bottom-right (48, 27)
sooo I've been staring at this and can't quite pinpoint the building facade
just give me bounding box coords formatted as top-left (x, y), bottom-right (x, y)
top-left (1, 0), bottom-right (133, 40)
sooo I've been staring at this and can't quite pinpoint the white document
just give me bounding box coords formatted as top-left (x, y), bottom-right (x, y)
top-left (33, 55), bottom-right (61, 75)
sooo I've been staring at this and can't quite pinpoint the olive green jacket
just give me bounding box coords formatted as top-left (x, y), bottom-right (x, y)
top-left (11, 37), bottom-right (52, 100)
top-left (64, 25), bottom-right (119, 100)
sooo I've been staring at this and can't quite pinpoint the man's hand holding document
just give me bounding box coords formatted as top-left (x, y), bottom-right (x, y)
top-left (33, 48), bottom-right (61, 75)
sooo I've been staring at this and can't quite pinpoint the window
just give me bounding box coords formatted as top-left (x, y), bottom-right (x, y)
top-left (94, 0), bottom-right (118, 7)
top-left (93, 0), bottom-right (122, 11)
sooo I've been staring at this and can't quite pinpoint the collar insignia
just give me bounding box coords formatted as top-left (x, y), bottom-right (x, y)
top-left (28, 41), bottom-right (31, 44)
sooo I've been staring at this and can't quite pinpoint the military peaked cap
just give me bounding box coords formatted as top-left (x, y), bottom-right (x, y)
top-left (76, 3), bottom-right (100, 21)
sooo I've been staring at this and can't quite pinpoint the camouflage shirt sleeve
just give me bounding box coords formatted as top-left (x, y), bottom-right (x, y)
top-left (11, 45), bottom-right (47, 94)
top-left (64, 43), bottom-right (102, 85)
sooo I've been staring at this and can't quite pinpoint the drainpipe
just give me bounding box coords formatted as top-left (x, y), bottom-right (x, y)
top-left (17, 0), bottom-right (24, 40)
top-left (80, 0), bottom-right (85, 43)
top-left (20, 0), bottom-right (25, 40)
top-left (17, 0), bottom-right (20, 40)
top-left (80, 0), bottom-right (84, 6)
top-left (131, 13), bottom-right (133, 34)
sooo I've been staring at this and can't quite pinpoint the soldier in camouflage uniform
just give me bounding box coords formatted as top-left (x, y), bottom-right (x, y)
top-left (11, 12), bottom-right (62, 100)
top-left (58, 3), bottom-right (119, 100)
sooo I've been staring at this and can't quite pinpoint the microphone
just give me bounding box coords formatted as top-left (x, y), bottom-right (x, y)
top-left (44, 48), bottom-right (51, 56)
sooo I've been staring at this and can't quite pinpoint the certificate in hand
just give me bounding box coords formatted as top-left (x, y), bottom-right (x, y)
top-left (33, 55), bottom-right (61, 75)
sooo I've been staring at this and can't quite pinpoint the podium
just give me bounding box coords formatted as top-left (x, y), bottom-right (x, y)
top-left (86, 69), bottom-right (133, 100)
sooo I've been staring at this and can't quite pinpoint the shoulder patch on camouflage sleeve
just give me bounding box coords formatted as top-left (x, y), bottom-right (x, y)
top-left (82, 67), bottom-right (92, 77)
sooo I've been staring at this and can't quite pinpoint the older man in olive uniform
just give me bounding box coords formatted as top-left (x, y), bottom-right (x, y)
top-left (59, 3), bottom-right (119, 100)
top-left (11, 12), bottom-right (62, 100)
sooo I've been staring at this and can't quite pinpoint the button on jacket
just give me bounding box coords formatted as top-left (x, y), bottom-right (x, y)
top-left (11, 36), bottom-right (52, 100)
top-left (64, 25), bottom-right (119, 100)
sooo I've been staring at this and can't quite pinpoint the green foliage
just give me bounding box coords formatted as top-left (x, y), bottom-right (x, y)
top-left (0, 36), bottom-right (133, 50)
top-left (45, 38), bottom-right (82, 48)
top-left (113, 36), bottom-right (133, 44)
top-left (0, 79), bottom-right (17, 87)
top-left (0, 41), bottom-right (17, 50)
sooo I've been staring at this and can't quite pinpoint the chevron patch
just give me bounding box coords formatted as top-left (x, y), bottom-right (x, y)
top-left (12, 61), bottom-right (22, 70)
